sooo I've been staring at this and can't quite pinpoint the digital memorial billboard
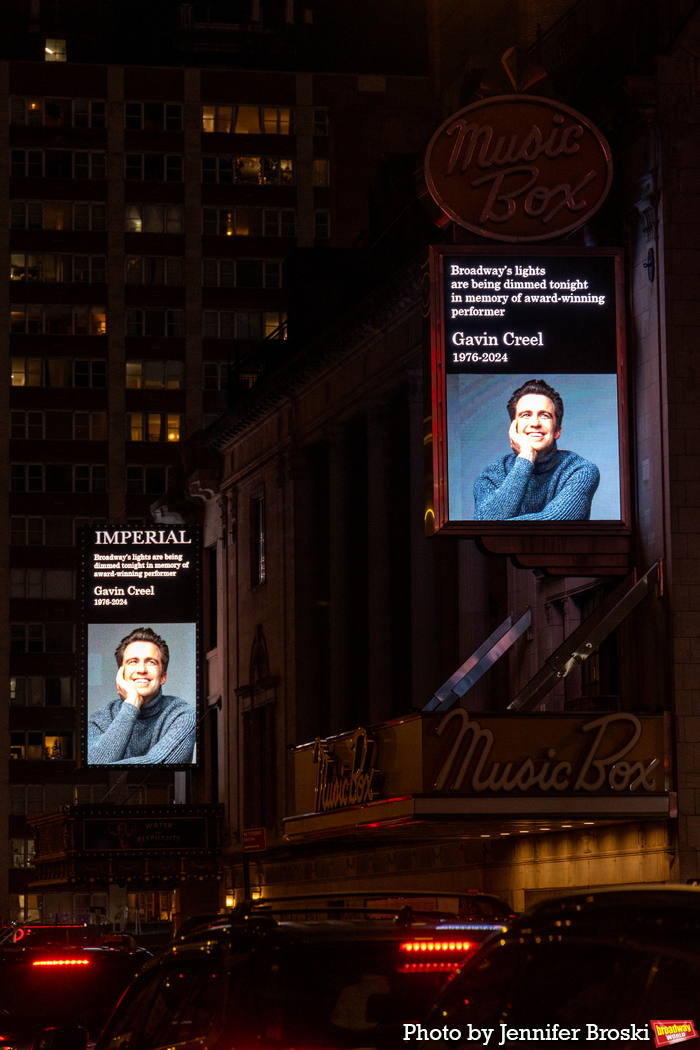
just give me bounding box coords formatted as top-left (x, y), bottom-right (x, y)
top-left (79, 526), bottom-right (201, 769)
top-left (429, 246), bottom-right (627, 533)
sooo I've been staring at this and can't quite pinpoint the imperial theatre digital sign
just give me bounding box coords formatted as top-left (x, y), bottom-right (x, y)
top-left (79, 526), bottom-right (201, 769)
top-left (429, 246), bottom-right (627, 532)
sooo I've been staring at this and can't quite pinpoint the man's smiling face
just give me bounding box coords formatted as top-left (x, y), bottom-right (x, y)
top-left (514, 393), bottom-right (561, 455)
top-left (120, 641), bottom-right (167, 704)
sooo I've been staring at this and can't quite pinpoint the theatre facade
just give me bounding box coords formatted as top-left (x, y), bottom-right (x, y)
top-left (183, 13), bottom-right (700, 909)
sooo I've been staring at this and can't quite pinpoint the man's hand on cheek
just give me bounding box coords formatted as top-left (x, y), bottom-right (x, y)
top-left (116, 666), bottom-right (143, 709)
top-left (509, 420), bottom-right (537, 463)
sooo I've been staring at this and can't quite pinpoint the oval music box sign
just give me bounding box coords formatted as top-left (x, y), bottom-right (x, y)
top-left (423, 94), bottom-right (613, 242)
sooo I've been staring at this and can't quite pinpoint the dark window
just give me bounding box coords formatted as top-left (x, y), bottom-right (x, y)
top-left (40, 151), bottom-right (77, 178)
top-left (44, 464), bottom-right (72, 492)
top-left (251, 495), bottom-right (265, 586)
top-left (44, 623), bottom-right (73, 652)
top-left (243, 702), bottom-right (276, 829)
top-left (144, 154), bottom-right (163, 181)
top-left (125, 103), bottom-right (143, 129)
top-left (207, 545), bottom-right (218, 650)
top-left (97, 958), bottom-right (226, 1050)
top-left (236, 260), bottom-right (263, 288)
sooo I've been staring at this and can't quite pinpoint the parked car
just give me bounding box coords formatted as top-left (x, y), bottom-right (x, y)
top-left (420, 885), bottom-right (700, 1042)
top-left (33, 894), bottom-right (512, 1050)
top-left (0, 942), bottom-right (151, 1050)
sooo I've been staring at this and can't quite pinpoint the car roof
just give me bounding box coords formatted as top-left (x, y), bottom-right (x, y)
top-left (482, 883), bottom-right (700, 958)
top-left (528, 883), bottom-right (700, 916)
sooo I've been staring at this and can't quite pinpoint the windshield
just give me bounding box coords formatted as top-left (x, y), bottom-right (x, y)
top-left (234, 940), bottom-right (460, 1046)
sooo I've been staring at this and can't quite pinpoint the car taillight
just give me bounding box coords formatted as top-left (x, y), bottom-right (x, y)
top-left (399, 961), bottom-right (462, 973)
top-left (397, 940), bottom-right (474, 974)
top-left (32, 958), bottom-right (90, 966)
top-left (400, 941), bottom-right (472, 952)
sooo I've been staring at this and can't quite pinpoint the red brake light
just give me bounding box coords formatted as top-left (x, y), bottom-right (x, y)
top-left (398, 940), bottom-right (473, 973)
top-left (32, 959), bottom-right (90, 967)
top-left (398, 961), bottom-right (462, 973)
top-left (400, 941), bottom-right (472, 952)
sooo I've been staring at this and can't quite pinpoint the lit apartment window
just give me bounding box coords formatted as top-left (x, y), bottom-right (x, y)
top-left (10, 305), bottom-right (106, 335)
top-left (127, 413), bottom-right (143, 441)
top-left (125, 360), bottom-right (184, 389)
top-left (201, 206), bottom-right (296, 237)
top-left (313, 158), bottom-right (329, 186)
top-left (148, 414), bottom-right (162, 441)
top-left (125, 256), bottom-right (184, 285)
top-left (11, 98), bottom-right (44, 124)
top-left (202, 105), bottom-right (232, 133)
top-left (124, 203), bottom-right (184, 234)
top-left (10, 97), bottom-right (105, 127)
top-left (10, 358), bottom-right (41, 386)
top-left (11, 839), bottom-right (36, 867)
top-left (10, 731), bottom-right (73, 760)
top-left (125, 102), bottom-right (183, 131)
top-left (126, 413), bottom-right (181, 442)
top-left (202, 105), bottom-right (293, 134)
top-left (202, 155), bottom-right (293, 185)
top-left (10, 253), bottom-right (106, 282)
top-left (202, 310), bottom-right (287, 340)
top-left (44, 39), bottom-right (66, 61)
top-left (10, 201), bottom-right (106, 231)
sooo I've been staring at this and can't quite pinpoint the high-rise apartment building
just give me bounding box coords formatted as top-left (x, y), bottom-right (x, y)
top-left (3, 56), bottom-right (435, 924)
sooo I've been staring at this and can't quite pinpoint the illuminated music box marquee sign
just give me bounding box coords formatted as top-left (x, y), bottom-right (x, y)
top-left (423, 95), bottom-right (613, 242)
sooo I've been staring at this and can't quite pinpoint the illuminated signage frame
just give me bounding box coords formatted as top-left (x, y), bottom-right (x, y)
top-left (422, 94), bottom-right (613, 242)
top-left (429, 245), bottom-right (629, 537)
top-left (78, 525), bottom-right (202, 770)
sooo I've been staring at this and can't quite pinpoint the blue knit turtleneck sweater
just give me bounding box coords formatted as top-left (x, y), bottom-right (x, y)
top-left (87, 690), bottom-right (196, 765)
top-left (473, 446), bottom-right (600, 521)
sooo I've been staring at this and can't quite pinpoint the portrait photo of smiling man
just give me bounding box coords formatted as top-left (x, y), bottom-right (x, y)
top-left (445, 371), bottom-right (622, 522)
top-left (87, 625), bottom-right (196, 766)
top-left (473, 378), bottom-right (601, 521)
